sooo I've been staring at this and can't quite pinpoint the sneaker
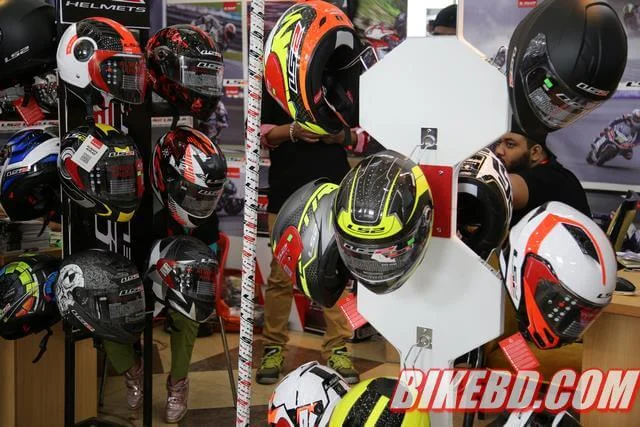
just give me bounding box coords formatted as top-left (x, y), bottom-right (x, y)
top-left (166, 376), bottom-right (190, 423)
top-left (256, 345), bottom-right (284, 385)
top-left (124, 362), bottom-right (143, 410)
top-left (327, 346), bottom-right (360, 385)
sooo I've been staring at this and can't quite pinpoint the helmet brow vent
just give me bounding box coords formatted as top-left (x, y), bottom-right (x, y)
top-left (319, 16), bottom-right (327, 27)
top-left (562, 223), bottom-right (599, 263)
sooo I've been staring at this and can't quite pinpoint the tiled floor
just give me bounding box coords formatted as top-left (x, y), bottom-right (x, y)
top-left (96, 324), bottom-right (497, 426)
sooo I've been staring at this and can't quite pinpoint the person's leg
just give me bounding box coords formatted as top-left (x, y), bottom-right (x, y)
top-left (321, 291), bottom-right (360, 384)
top-left (256, 213), bottom-right (294, 384)
top-left (103, 340), bottom-right (143, 409)
top-left (165, 311), bottom-right (199, 423)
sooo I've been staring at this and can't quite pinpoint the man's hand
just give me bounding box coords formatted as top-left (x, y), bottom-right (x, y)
top-left (321, 130), bottom-right (346, 145)
top-left (291, 122), bottom-right (321, 143)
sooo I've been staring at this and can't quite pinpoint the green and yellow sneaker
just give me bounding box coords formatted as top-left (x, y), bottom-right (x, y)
top-left (256, 345), bottom-right (285, 385)
top-left (327, 346), bottom-right (360, 385)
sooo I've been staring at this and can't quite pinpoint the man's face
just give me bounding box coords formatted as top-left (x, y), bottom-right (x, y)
top-left (494, 132), bottom-right (531, 173)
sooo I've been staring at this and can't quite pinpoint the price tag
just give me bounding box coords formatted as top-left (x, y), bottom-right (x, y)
top-left (499, 332), bottom-right (540, 371)
top-left (338, 294), bottom-right (368, 330)
top-left (12, 97), bottom-right (45, 126)
top-left (70, 135), bottom-right (108, 172)
top-left (273, 226), bottom-right (303, 285)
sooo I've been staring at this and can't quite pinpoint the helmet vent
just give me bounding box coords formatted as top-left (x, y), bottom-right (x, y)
top-left (562, 223), bottom-right (599, 263)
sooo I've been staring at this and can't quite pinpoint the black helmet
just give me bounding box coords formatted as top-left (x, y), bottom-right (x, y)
top-left (55, 249), bottom-right (146, 344)
top-left (507, 0), bottom-right (627, 135)
top-left (58, 124), bottom-right (145, 223)
top-left (0, 253), bottom-right (60, 340)
top-left (0, 0), bottom-right (57, 90)
top-left (0, 126), bottom-right (60, 222)
top-left (271, 179), bottom-right (350, 308)
top-left (146, 235), bottom-right (218, 323)
top-left (457, 148), bottom-right (513, 261)
top-left (150, 126), bottom-right (227, 229)
top-left (333, 150), bottom-right (434, 294)
top-left (146, 25), bottom-right (224, 121)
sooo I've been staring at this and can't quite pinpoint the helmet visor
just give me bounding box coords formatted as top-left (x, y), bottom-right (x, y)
top-left (91, 52), bottom-right (147, 104)
top-left (156, 258), bottom-right (216, 301)
top-left (95, 152), bottom-right (144, 209)
top-left (524, 254), bottom-right (604, 344)
top-left (168, 177), bottom-right (223, 219)
top-left (163, 55), bottom-right (224, 97)
top-left (520, 33), bottom-right (602, 130)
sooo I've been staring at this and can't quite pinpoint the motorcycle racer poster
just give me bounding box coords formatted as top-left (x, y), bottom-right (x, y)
top-left (462, 0), bottom-right (640, 189)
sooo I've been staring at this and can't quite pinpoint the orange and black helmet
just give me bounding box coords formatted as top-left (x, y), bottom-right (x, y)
top-left (264, 0), bottom-right (371, 135)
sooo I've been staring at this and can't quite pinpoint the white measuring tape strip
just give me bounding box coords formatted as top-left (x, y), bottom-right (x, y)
top-left (236, 0), bottom-right (265, 424)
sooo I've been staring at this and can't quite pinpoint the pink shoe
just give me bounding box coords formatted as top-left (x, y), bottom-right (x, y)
top-left (124, 362), bottom-right (143, 410)
top-left (165, 376), bottom-right (190, 423)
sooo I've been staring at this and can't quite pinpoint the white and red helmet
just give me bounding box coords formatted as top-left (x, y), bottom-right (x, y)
top-left (56, 17), bottom-right (146, 104)
top-left (268, 361), bottom-right (349, 426)
top-left (500, 201), bottom-right (617, 349)
top-left (150, 126), bottom-right (227, 229)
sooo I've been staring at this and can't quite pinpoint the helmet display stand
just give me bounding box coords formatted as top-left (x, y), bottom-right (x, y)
top-left (54, 2), bottom-right (155, 426)
top-left (358, 35), bottom-right (510, 427)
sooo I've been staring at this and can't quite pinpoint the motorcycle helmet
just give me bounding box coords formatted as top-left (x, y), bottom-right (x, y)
top-left (224, 23), bottom-right (237, 41)
top-left (0, 0), bottom-right (57, 90)
top-left (55, 249), bottom-right (146, 344)
top-left (507, 0), bottom-right (627, 136)
top-left (0, 253), bottom-right (60, 340)
top-left (271, 179), bottom-right (350, 308)
top-left (146, 25), bottom-right (224, 121)
top-left (333, 150), bottom-right (434, 294)
top-left (0, 126), bottom-right (60, 222)
top-left (56, 17), bottom-right (146, 104)
top-left (329, 377), bottom-right (429, 427)
top-left (58, 124), bottom-right (145, 222)
top-left (264, 0), bottom-right (373, 135)
top-left (631, 109), bottom-right (640, 125)
top-left (500, 201), bottom-right (617, 350)
top-left (268, 361), bottom-right (349, 427)
top-left (146, 235), bottom-right (218, 323)
top-left (457, 148), bottom-right (513, 261)
top-left (151, 126), bottom-right (227, 229)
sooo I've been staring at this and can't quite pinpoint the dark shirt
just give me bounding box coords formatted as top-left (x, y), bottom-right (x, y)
top-left (261, 86), bottom-right (351, 214)
top-left (511, 157), bottom-right (591, 226)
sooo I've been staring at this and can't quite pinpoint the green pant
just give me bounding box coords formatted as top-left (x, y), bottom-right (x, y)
top-left (103, 311), bottom-right (199, 381)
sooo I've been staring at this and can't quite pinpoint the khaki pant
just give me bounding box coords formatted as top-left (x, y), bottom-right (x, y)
top-left (263, 213), bottom-right (352, 360)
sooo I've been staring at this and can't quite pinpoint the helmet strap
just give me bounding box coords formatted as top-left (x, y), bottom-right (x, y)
top-left (32, 327), bottom-right (54, 364)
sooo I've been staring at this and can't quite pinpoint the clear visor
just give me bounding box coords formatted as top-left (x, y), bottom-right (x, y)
top-left (520, 33), bottom-right (602, 130)
top-left (168, 177), bottom-right (223, 219)
top-left (174, 56), bottom-right (224, 97)
top-left (524, 254), bottom-right (603, 342)
top-left (97, 53), bottom-right (146, 105)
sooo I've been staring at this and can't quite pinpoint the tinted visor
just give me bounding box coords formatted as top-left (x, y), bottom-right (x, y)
top-left (520, 33), bottom-right (602, 130)
top-left (168, 177), bottom-right (222, 218)
top-left (163, 55), bottom-right (224, 97)
top-left (93, 53), bottom-right (146, 104)
top-left (157, 258), bottom-right (216, 302)
top-left (524, 254), bottom-right (603, 343)
top-left (335, 222), bottom-right (422, 294)
top-left (95, 153), bottom-right (144, 210)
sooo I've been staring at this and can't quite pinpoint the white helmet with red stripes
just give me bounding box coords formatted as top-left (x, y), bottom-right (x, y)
top-left (500, 201), bottom-right (616, 349)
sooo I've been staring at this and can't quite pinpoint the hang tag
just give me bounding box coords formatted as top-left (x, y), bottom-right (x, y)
top-left (273, 226), bottom-right (303, 285)
top-left (70, 135), bottom-right (108, 172)
top-left (338, 294), bottom-right (368, 330)
top-left (499, 332), bottom-right (540, 371)
top-left (13, 96), bottom-right (45, 126)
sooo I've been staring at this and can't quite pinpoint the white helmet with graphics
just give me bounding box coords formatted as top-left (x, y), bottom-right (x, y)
top-left (500, 201), bottom-right (616, 349)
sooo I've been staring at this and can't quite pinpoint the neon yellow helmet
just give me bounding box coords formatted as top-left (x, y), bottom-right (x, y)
top-left (333, 150), bottom-right (433, 294)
